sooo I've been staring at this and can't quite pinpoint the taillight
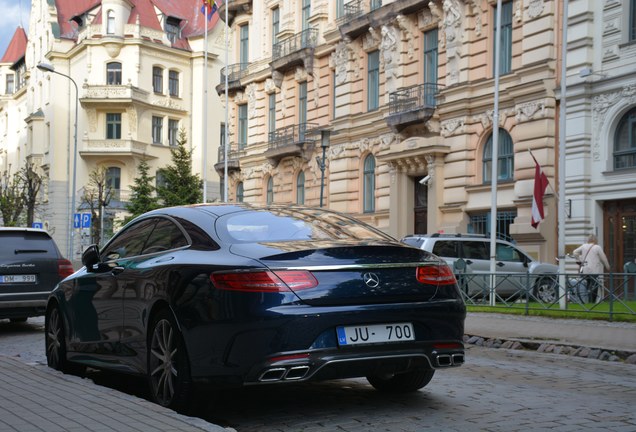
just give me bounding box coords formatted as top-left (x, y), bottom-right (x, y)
top-left (58, 259), bottom-right (75, 279)
top-left (416, 264), bottom-right (456, 285)
top-left (210, 270), bottom-right (318, 293)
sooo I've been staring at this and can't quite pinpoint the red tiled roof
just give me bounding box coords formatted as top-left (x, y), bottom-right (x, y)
top-left (54, 0), bottom-right (223, 51)
top-left (1, 27), bottom-right (28, 64)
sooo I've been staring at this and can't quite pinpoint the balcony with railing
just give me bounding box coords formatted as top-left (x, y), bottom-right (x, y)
top-left (79, 139), bottom-right (149, 158)
top-left (338, 0), bottom-right (428, 40)
top-left (214, 145), bottom-right (242, 174)
top-left (264, 122), bottom-right (318, 165)
top-left (215, 63), bottom-right (250, 95)
top-left (81, 84), bottom-right (149, 105)
top-left (385, 83), bottom-right (440, 133)
top-left (218, 0), bottom-right (253, 26)
top-left (270, 28), bottom-right (318, 74)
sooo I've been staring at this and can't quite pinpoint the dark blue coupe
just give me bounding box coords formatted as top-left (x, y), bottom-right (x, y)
top-left (45, 204), bottom-right (465, 411)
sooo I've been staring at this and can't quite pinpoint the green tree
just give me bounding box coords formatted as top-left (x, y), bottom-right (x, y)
top-left (0, 170), bottom-right (24, 226)
top-left (156, 129), bottom-right (202, 206)
top-left (124, 158), bottom-right (159, 224)
top-left (80, 166), bottom-right (113, 246)
top-left (19, 162), bottom-right (43, 227)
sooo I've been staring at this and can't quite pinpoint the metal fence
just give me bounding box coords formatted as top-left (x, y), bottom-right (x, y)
top-left (456, 271), bottom-right (636, 321)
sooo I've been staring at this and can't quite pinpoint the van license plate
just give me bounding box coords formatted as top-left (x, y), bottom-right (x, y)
top-left (337, 323), bottom-right (414, 346)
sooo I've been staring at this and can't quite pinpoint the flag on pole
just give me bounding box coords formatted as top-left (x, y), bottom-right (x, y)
top-left (201, 0), bottom-right (219, 21)
top-left (531, 160), bottom-right (549, 228)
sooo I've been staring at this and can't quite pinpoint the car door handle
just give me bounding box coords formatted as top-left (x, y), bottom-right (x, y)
top-left (465, 260), bottom-right (473, 265)
top-left (153, 256), bottom-right (174, 263)
top-left (111, 266), bottom-right (125, 275)
top-left (496, 262), bottom-right (505, 267)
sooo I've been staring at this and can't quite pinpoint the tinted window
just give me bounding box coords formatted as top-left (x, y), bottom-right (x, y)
top-left (496, 243), bottom-right (525, 263)
top-left (432, 241), bottom-right (460, 258)
top-left (218, 209), bottom-right (393, 243)
top-left (102, 219), bottom-right (156, 261)
top-left (462, 241), bottom-right (488, 260)
top-left (141, 219), bottom-right (188, 254)
top-left (0, 231), bottom-right (59, 259)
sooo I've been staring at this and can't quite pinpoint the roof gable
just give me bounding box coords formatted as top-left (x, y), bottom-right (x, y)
top-left (1, 27), bottom-right (28, 64)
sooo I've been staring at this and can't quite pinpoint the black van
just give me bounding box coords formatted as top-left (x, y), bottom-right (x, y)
top-left (0, 228), bottom-right (74, 322)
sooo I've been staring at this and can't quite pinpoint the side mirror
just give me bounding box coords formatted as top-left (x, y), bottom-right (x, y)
top-left (82, 244), bottom-right (101, 271)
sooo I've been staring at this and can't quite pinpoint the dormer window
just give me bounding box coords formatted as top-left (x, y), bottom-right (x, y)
top-left (106, 10), bottom-right (115, 35)
top-left (165, 17), bottom-right (181, 44)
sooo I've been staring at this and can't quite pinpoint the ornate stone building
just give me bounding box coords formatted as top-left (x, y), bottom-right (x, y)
top-left (564, 0), bottom-right (636, 271)
top-left (217, 0), bottom-right (562, 261)
top-left (0, 0), bottom-right (225, 259)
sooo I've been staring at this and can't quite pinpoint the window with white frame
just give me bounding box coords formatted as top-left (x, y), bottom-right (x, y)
top-left (614, 107), bottom-right (636, 170)
top-left (152, 116), bottom-right (163, 144)
top-left (296, 171), bottom-right (305, 204)
top-left (106, 167), bottom-right (121, 200)
top-left (169, 70), bottom-right (179, 97)
top-left (266, 177), bottom-right (274, 204)
top-left (106, 113), bottom-right (121, 139)
top-left (153, 67), bottom-right (163, 93)
top-left (268, 93), bottom-right (276, 135)
top-left (107, 10), bottom-right (115, 34)
top-left (493, 1), bottom-right (513, 75)
top-left (107, 62), bottom-right (122, 85)
top-left (367, 50), bottom-right (380, 111)
top-left (168, 119), bottom-right (179, 146)
top-left (5, 73), bottom-right (14, 94)
top-left (363, 154), bottom-right (375, 213)
top-left (165, 17), bottom-right (180, 44)
top-left (483, 128), bottom-right (514, 183)
top-left (238, 104), bottom-right (247, 149)
top-left (236, 182), bottom-right (244, 203)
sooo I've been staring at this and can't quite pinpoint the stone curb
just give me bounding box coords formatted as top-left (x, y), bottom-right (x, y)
top-left (463, 334), bottom-right (636, 365)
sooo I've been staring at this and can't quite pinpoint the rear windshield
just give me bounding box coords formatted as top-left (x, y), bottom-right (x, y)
top-left (217, 208), bottom-right (393, 243)
top-left (0, 231), bottom-right (59, 259)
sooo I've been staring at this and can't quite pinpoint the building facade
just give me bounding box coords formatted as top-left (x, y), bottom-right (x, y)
top-left (216, 0), bottom-right (563, 262)
top-left (564, 0), bottom-right (636, 271)
top-left (0, 0), bottom-right (225, 260)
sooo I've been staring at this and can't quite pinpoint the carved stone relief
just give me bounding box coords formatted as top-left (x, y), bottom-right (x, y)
top-left (87, 109), bottom-right (97, 133)
top-left (363, 27), bottom-right (381, 51)
top-left (264, 78), bottom-right (276, 94)
top-left (515, 101), bottom-right (546, 122)
top-left (127, 108), bottom-right (137, 134)
top-left (294, 66), bottom-right (308, 82)
top-left (332, 40), bottom-right (351, 85)
top-left (592, 84), bottom-right (636, 161)
top-left (442, 0), bottom-right (461, 43)
top-left (441, 118), bottom-right (466, 137)
top-left (381, 25), bottom-right (400, 94)
top-left (247, 84), bottom-right (257, 119)
top-left (396, 15), bottom-right (415, 60)
top-left (470, 0), bottom-right (482, 36)
top-left (528, 0), bottom-right (544, 19)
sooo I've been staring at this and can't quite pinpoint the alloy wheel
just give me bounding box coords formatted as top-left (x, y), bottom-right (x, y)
top-left (149, 318), bottom-right (178, 406)
top-left (46, 308), bottom-right (62, 369)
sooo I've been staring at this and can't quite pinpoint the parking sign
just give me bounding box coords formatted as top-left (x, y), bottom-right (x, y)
top-left (82, 213), bottom-right (91, 228)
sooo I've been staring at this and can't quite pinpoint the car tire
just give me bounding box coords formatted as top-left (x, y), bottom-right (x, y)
top-left (45, 305), bottom-right (85, 375)
top-left (534, 276), bottom-right (559, 303)
top-left (147, 309), bottom-right (192, 413)
top-left (367, 368), bottom-right (435, 393)
top-left (10, 317), bottom-right (28, 323)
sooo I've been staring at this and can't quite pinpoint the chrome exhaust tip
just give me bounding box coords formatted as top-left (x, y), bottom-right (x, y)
top-left (259, 368), bottom-right (287, 382)
top-left (452, 353), bottom-right (465, 365)
top-left (284, 365), bottom-right (310, 380)
top-left (436, 354), bottom-right (452, 367)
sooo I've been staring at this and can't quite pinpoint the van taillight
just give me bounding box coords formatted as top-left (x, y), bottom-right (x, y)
top-left (416, 264), bottom-right (456, 285)
top-left (210, 270), bottom-right (318, 293)
top-left (58, 259), bottom-right (75, 278)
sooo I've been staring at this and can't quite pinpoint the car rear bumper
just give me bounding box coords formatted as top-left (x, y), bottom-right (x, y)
top-left (0, 298), bottom-right (48, 319)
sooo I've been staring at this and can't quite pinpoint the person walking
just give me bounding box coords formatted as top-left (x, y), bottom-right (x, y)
top-left (573, 234), bottom-right (610, 303)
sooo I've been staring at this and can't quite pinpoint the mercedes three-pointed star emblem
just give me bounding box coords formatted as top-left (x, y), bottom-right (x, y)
top-left (362, 272), bottom-right (380, 288)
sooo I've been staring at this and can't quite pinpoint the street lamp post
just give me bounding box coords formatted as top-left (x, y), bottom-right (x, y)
top-left (316, 130), bottom-right (330, 208)
top-left (37, 62), bottom-right (79, 261)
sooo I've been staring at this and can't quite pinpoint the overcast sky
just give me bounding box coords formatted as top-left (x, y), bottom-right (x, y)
top-left (0, 0), bottom-right (30, 59)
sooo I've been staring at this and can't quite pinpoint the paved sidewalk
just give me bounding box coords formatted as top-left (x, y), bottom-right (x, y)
top-left (0, 356), bottom-right (230, 432)
top-left (465, 312), bottom-right (636, 353)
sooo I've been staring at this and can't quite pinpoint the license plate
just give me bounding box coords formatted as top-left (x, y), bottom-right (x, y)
top-left (0, 274), bottom-right (37, 284)
top-left (337, 323), bottom-right (414, 346)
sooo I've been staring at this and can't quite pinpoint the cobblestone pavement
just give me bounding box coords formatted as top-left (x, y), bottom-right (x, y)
top-left (197, 345), bottom-right (636, 431)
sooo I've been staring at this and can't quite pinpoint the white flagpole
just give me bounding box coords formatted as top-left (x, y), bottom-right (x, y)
top-left (224, 0), bottom-right (229, 202)
top-left (202, 3), bottom-right (209, 203)
top-left (489, 0), bottom-right (502, 307)
top-left (558, 0), bottom-right (569, 309)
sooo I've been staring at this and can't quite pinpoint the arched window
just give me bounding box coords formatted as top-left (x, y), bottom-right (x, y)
top-left (483, 128), bottom-right (514, 183)
top-left (266, 177), bottom-right (274, 205)
top-left (296, 171), bottom-right (305, 204)
top-left (363, 154), bottom-right (375, 213)
top-left (614, 107), bottom-right (636, 170)
top-left (236, 182), bottom-right (244, 203)
top-left (106, 62), bottom-right (121, 85)
top-left (106, 10), bottom-right (115, 35)
top-left (106, 167), bottom-right (121, 200)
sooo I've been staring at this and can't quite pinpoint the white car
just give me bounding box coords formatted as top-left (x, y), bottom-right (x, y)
top-left (401, 234), bottom-right (559, 302)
